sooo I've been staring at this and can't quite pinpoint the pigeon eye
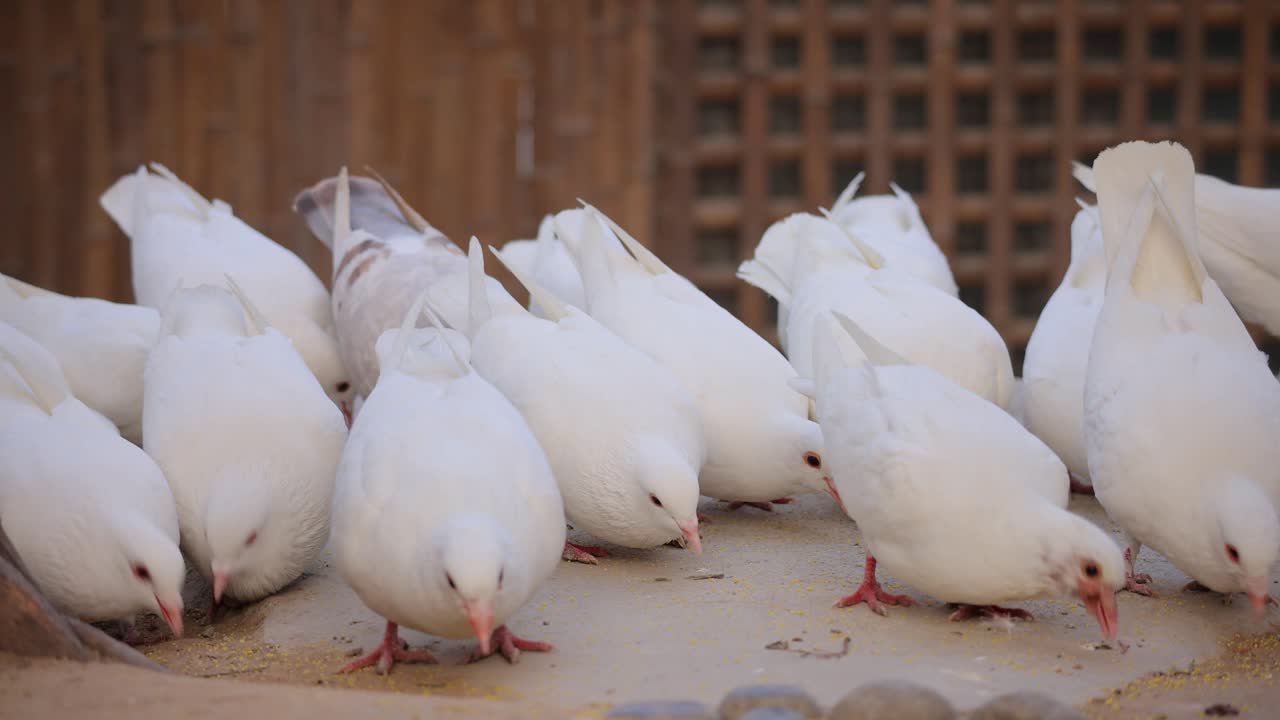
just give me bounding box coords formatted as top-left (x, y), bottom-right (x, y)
top-left (245, 531), bottom-right (257, 547)
top-left (132, 564), bottom-right (151, 581)
top-left (1083, 562), bottom-right (1099, 578)
top-left (1226, 544), bottom-right (1240, 563)
top-left (649, 493), bottom-right (663, 508)
top-left (446, 573), bottom-right (457, 590)
top-left (336, 381), bottom-right (350, 393)
top-left (804, 452), bottom-right (821, 469)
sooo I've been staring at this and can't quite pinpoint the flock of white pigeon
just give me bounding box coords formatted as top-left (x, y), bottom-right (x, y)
top-left (1, 139), bottom-right (1278, 678)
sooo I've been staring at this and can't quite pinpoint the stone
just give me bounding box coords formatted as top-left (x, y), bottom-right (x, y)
top-left (829, 680), bottom-right (956, 720)
top-left (719, 685), bottom-right (822, 720)
top-left (969, 692), bottom-right (1085, 720)
top-left (607, 700), bottom-right (714, 719)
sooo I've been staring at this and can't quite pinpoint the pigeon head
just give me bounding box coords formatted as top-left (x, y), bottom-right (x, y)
top-left (768, 413), bottom-right (837, 506)
top-left (431, 514), bottom-right (516, 655)
top-left (114, 515), bottom-right (186, 638)
top-left (204, 478), bottom-right (278, 604)
top-left (632, 442), bottom-right (702, 553)
top-left (1042, 513), bottom-right (1124, 642)
top-left (1211, 476), bottom-right (1280, 615)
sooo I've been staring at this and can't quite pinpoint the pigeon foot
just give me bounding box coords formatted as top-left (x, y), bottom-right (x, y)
top-left (562, 542), bottom-right (607, 564)
top-left (834, 555), bottom-right (913, 615)
top-left (1122, 547), bottom-right (1156, 596)
top-left (337, 621), bottom-right (436, 674)
top-left (948, 605), bottom-right (1035, 622)
top-left (725, 498), bottom-right (792, 512)
top-left (466, 625), bottom-right (552, 664)
top-left (1068, 474), bottom-right (1094, 495)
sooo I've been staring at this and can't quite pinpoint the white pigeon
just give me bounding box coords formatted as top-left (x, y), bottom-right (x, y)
top-left (826, 172), bottom-right (958, 297)
top-left (464, 237), bottom-right (705, 563)
top-left (0, 322), bottom-right (185, 639)
top-left (143, 279), bottom-right (347, 609)
top-left (803, 310), bottom-right (1122, 638)
top-left (0, 274), bottom-right (158, 444)
top-left (1075, 160), bottom-right (1280, 337)
top-left (1083, 140), bottom-right (1280, 612)
top-left (100, 164), bottom-right (352, 418)
top-left (740, 212), bottom-right (1015, 409)
top-left (561, 204), bottom-right (835, 511)
top-left (1018, 202), bottom-right (1107, 493)
top-left (291, 169), bottom-right (520, 402)
top-left (331, 285), bottom-right (565, 673)
top-left (494, 214), bottom-right (588, 318)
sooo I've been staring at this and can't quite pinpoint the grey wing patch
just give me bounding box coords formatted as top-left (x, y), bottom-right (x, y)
top-left (293, 175), bottom-right (435, 248)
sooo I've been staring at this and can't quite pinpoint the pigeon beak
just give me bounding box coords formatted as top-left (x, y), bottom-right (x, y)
top-left (677, 518), bottom-right (702, 555)
top-left (824, 476), bottom-right (848, 514)
top-left (1245, 576), bottom-right (1270, 617)
top-left (465, 600), bottom-right (495, 655)
top-left (1081, 586), bottom-right (1119, 642)
top-left (211, 560), bottom-right (231, 603)
top-left (156, 596), bottom-right (184, 638)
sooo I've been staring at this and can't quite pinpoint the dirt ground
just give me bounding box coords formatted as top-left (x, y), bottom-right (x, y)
top-left (2, 494), bottom-right (1278, 719)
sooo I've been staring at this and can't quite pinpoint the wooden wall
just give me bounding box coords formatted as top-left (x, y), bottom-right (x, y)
top-left (2, 0), bottom-right (656, 303)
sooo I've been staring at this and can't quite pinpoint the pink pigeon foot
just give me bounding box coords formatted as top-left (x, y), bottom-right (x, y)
top-left (1122, 547), bottom-right (1156, 596)
top-left (466, 625), bottom-right (553, 664)
top-left (1068, 474), bottom-right (1095, 495)
top-left (725, 498), bottom-right (792, 511)
top-left (340, 401), bottom-right (353, 429)
top-left (948, 604), bottom-right (1035, 622)
top-left (834, 556), bottom-right (914, 615)
top-left (337, 621), bottom-right (436, 674)
top-left (562, 542), bottom-right (608, 564)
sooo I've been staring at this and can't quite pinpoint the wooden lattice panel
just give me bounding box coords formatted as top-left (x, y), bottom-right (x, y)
top-left (655, 0), bottom-right (1280, 370)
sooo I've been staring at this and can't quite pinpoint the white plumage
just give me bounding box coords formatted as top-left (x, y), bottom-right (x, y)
top-left (100, 164), bottom-right (351, 413)
top-left (804, 311), bottom-right (1122, 638)
top-left (1083, 141), bottom-right (1280, 610)
top-left (331, 227), bottom-right (564, 671)
top-left (0, 274), bottom-right (158, 444)
top-left (142, 280), bottom-right (347, 606)
top-left (561, 204), bottom-right (834, 507)
top-left (494, 213), bottom-right (590, 318)
top-left (1018, 203), bottom-right (1107, 488)
top-left (0, 321), bottom-right (185, 638)
top-left (468, 237), bottom-right (706, 559)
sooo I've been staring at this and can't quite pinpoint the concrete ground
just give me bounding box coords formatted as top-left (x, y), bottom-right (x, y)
top-left (2, 494), bottom-right (1278, 719)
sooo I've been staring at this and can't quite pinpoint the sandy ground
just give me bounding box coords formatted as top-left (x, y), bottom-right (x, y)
top-left (2, 494), bottom-right (1278, 718)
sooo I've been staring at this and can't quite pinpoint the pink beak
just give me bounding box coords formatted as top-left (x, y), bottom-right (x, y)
top-left (157, 597), bottom-right (184, 638)
top-left (678, 518), bottom-right (702, 555)
top-left (824, 477), bottom-right (848, 514)
top-left (1245, 577), bottom-right (1270, 617)
top-left (1080, 583), bottom-right (1119, 642)
top-left (465, 601), bottom-right (495, 655)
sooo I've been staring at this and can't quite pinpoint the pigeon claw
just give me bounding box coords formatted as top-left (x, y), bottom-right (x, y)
top-left (834, 556), bottom-right (913, 615)
top-left (337, 621), bottom-right (436, 675)
top-left (562, 542), bottom-right (608, 564)
top-left (466, 625), bottom-right (552, 665)
top-left (948, 605), bottom-right (1035, 623)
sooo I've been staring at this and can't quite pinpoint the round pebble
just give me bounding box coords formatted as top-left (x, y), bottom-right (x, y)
top-left (718, 684), bottom-right (823, 720)
top-left (607, 700), bottom-right (714, 719)
top-left (969, 692), bottom-right (1085, 720)
top-left (829, 680), bottom-right (956, 720)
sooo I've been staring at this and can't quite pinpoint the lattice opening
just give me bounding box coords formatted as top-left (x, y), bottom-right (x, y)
top-left (1015, 221), bottom-right (1052, 253)
top-left (957, 155), bottom-right (988, 194)
top-left (832, 161), bottom-right (863, 196)
top-left (770, 0), bottom-right (799, 10)
top-left (959, 31), bottom-right (991, 64)
top-left (1203, 25), bottom-right (1241, 61)
top-left (769, 159), bottom-right (802, 199)
top-left (1202, 147), bottom-right (1237, 183)
top-left (698, 98), bottom-right (740, 138)
top-left (1272, 23), bottom-right (1280, 61)
top-left (894, 33), bottom-right (927, 65)
top-left (1267, 147), bottom-right (1280, 186)
top-left (1017, 90), bottom-right (1053, 127)
top-left (697, 164), bottom-right (740, 198)
top-left (1203, 86), bottom-right (1239, 125)
top-left (1083, 28), bottom-right (1123, 63)
top-left (1149, 86), bottom-right (1177, 125)
top-left (1018, 29), bottom-right (1055, 63)
top-left (1014, 280), bottom-right (1051, 319)
top-left (832, 94), bottom-right (866, 131)
top-left (832, 35), bottom-right (866, 67)
top-left (960, 284), bottom-right (987, 315)
top-left (1016, 154), bottom-right (1053, 194)
top-left (1082, 88), bottom-right (1120, 125)
top-left (698, 36), bottom-right (741, 72)
top-left (772, 35), bottom-right (801, 69)
top-left (893, 156), bottom-right (926, 194)
top-left (1269, 84), bottom-right (1280, 123)
top-left (706, 288), bottom-right (739, 315)
top-left (1150, 27), bottom-right (1178, 60)
top-left (770, 96), bottom-right (802, 136)
top-left (955, 222), bottom-right (987, 256)
top-left (958, 92), bottom-right (990, 128)
top-left (696, 227), bottom-right (739, 268)
top-left (895, 93), bottom-right (927, 130)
